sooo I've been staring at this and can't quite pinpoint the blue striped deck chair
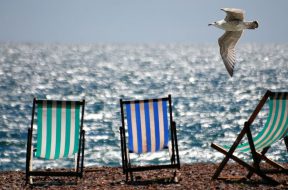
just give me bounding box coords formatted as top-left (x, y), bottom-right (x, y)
top-left (211, 90), bottom-right (288, 185)
top-left (25, 98), bottom-right (85, 184)
top-left (119, 95), bottom-right (180, 182)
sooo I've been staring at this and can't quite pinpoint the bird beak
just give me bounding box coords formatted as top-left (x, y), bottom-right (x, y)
top-left (208, 22), bottom-right (214, 26)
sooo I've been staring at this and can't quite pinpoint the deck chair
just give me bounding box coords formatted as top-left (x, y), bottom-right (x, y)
top-left (119, 95), bottom-right (180, 182)
top-left (211, 90), bottom-right (288, 185)
top-left (26, 98), bottom-right (85, 184)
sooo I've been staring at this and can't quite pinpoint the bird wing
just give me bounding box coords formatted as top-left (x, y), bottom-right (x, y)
top-left (221, 8), bottom-right (244, 21)
top-left (218, 31), bottom-right (243, 77)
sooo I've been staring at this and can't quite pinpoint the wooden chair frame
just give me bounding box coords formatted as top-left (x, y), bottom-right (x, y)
top-left (25, 98), bottom-right (86, 184)
top-left (119, 95), bottom-right (180, 182)
top-left (211, 90), bottom-right (288, 185)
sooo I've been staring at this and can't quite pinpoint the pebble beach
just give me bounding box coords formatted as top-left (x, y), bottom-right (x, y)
top-left (1, 163), bottom-right (288, 190)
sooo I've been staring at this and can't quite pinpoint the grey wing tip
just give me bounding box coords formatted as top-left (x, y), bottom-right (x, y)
top-left (221, 8), bottom-right (244, 13)
top-left (224, 67), bottom-right (233, 77)
top-left (227, 64), bottom-right (234, 77)
top-left (223, 60), bottom-right (234, 77)
top-left (228, 70), bottom-right (233, 77)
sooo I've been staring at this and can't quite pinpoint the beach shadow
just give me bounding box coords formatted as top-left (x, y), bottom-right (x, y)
top-left (125, 176), bottom-right (179, 187)
top-left (28, 179), bottom-right (77, 188)
top-left (222, 178), bottom-right (286, 187)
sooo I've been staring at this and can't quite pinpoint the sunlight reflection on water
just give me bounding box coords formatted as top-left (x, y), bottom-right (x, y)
top-left (0, 43), bottom-right (288, 170)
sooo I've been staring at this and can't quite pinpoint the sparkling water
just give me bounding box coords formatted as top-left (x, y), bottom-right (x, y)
top-left (0, 43), bottom-right (288, 171)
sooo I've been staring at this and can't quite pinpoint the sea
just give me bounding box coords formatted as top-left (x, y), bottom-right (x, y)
top-left (0, 43), bottom-right (288, 171)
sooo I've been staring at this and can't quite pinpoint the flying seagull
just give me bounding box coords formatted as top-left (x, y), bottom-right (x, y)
top-left (209, 8), bottom-right (258, 77)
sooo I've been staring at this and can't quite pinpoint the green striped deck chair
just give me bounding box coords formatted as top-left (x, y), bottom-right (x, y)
top-left (119, 95), bottom-right (180, 182)
top-left (26, 98), bottom-right (85, 184)
top-left (211, 90), bottom-right (288, 185)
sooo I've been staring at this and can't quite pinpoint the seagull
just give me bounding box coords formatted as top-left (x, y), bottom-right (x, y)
top-left (209, 8), bottom-right (258, 77)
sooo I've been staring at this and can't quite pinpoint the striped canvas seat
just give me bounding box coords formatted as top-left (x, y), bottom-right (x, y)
top-left (125, 99), bottom-right (169, 153)
top-left (237, 93), bottom-right (288, 152)
top-left (35, 100), bottom-right (81, 160)
top-left (231, 93), bottom-right (288, 152)
top-left (120, 95), bottom-right (180, 182)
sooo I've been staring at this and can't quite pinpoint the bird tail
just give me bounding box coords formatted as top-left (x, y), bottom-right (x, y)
top-left (246, 21), bottom-right (259, 29)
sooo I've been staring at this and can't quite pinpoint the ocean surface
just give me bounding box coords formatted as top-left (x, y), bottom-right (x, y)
top-left (0, 43), bottom-right (288, 171)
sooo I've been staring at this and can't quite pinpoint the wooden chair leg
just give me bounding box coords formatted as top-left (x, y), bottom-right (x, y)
top-left (26, 128), bottom-right (32, 184)
top-left (246, 147), bottom-right (269, 179)
top-left (29, 145), bottom-right (34, 185)
top-left (212, 152), bottom-right (230, 179)
top-left (211, 125), bottom-right (247, 179)
top-left (125, 172), bottom-right (129, 182)
top-left (130, 171), bottom-right (134, 181)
